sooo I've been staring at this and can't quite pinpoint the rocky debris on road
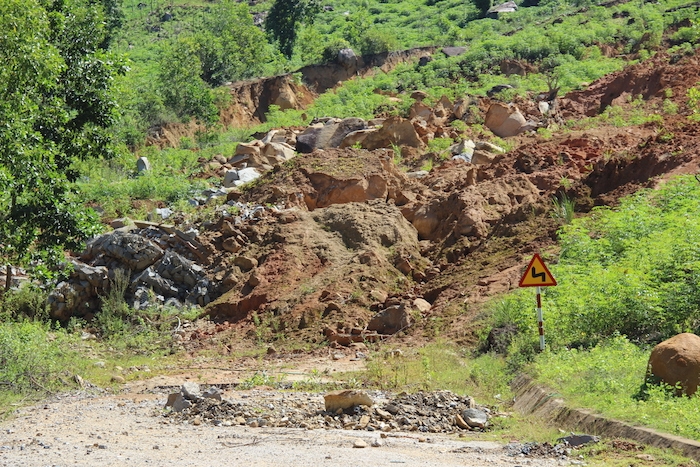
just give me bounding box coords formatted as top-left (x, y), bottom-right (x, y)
top-left (161, 384), bottom-right (494, 434)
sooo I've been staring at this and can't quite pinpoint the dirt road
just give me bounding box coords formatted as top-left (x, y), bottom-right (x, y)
top-left (0, 387), bottom-right (562, 467)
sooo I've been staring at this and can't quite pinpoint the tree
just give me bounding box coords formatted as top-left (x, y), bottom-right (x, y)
top-left (158, 37), bottom-right (218, 124)
top-left (473, 0), bottom-right (493, 17)
top-left (197, 1), bottom-right (275, 85)
top-left (0, 0), bottom-right (124, 291)
top-left (265, 0), bottom-right (321, 58)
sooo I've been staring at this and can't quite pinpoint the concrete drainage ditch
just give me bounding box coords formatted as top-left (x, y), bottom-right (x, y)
top-left (512, 374), bottom-right (700, 461)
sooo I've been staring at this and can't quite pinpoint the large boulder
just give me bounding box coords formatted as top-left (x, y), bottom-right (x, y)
top-left (83, 231), bottom-right (164, 271)
top-left (367, 304), bottom-right (413, 335)
top-left (361, 116), bottom-right (422, 150)
top-left (485, 102), bottom-right (528, 137)
top-left (296, 118), bottom-right (366, 153)
top-left (647, 333), bottom-right (700, 396)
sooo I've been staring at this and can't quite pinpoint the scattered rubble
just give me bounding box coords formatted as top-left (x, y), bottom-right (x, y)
top-left (162, 384), bottom-right (494, 435)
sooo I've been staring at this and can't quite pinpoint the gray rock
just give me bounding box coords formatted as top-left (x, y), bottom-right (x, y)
top-left (442, 46), bottom-right (467, 57)
top-left (337, 48), bottom-right (358, 69)
top-left (234, 167), bottom-right (261, 186)
top-left (557, 434), bottom-right (599, 447)
top-left (202, 387), bottom-right (223, 401)
top-left (170, 393), bottom-right (192, 412)
top-left (222, 170), bottom-right (240, 188)
top-left (461, 408), bottom-right (488, 428)
top-left (136, 156), bottom-right (151, 172)
top-left (181, 382), bottom-right (201, 401)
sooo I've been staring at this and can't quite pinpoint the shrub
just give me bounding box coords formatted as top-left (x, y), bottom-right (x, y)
top-left (358, 28), bottom-right (399, 55)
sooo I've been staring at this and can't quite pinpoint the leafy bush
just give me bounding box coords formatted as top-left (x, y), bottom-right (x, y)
top-left (0, 321), bottom-right (76, 394)
top-left (358, 28), bottom-right (399, 55)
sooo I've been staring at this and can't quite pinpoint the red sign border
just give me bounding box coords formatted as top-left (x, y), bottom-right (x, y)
top-left (519, 253), bottom-right (557, 287)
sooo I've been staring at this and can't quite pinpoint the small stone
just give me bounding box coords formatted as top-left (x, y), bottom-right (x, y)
top-left (371, 438), bottom-right (383, 447)
top-left (202, 387), bottom-right (222, 401)
top-left (193, 417), bottom-right (201, 426)
top-left (357, 415), bottom-right (371, 429)
top-left (375, 408), bottom-right (393, 420)
top-left (353, 439), bottom-right (368, 448)
top-left (455, 414), bottom-right (470, 430)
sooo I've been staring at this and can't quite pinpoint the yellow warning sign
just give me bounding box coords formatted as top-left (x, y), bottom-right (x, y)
top-left (519, 254), bottom-right (557, 287)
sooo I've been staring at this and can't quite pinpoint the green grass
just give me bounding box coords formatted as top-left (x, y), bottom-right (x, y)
top-left (353, 341), bottom-right (512, 405)
top-left (532, 336), bottom-right (700, 441)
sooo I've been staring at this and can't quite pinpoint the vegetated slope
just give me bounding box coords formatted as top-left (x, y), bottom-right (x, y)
top-left (174, 50), bottom-right (700, 351)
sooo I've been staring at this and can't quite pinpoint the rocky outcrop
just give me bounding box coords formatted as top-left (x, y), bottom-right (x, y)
top-left (49, 229), bottom-right (213, 322)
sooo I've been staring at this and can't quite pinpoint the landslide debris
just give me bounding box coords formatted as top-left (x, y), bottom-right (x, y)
top-left (48, 50), bottom-right (700, 349)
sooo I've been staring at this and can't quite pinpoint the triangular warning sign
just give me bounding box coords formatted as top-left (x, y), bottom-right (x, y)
top-left (519, 253), bottom-right (557, 287)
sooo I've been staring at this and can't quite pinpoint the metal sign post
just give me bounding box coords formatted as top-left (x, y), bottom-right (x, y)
top-left (519, 254), bottom-right (557, 352)
top-left (536, 286), bottom-right (545, 351)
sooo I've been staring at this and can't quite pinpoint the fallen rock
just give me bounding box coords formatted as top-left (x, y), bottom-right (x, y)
top-left (367, 304), bottom-right (413, 335)
top-left (324, 390), bottom-right (374, 413)
top-left (557, 434), bottom-right (599, 447)
top-left (647, 333), bottom-right (700, 396)
top-left (485, 102), bottom-right (528, 138)
top-left (353, 439), bottom-right (368, 448)
top-left (361, 116), bottom-right (423, 150)
top-left (461, 408), bottom-right (488, 428)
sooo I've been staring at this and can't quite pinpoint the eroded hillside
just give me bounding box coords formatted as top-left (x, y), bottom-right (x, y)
top-left (55, 50), bottom-right (700, 352)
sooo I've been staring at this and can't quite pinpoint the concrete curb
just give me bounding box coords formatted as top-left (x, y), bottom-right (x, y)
top-left (512, 374), bottom-right (700, 461)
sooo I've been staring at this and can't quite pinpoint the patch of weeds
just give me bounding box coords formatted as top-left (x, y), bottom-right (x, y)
top-left (537, 127), bottom-right (553, 140)
top-left (391, 143), bottom-right (403, 166)
top-left (0, 284), bottom-right (49, 321)
top-left (662, 99), bottom-right (679, 115)
top-left (551, 195), bottom-right (575, 224)
top-left (426, 137), bottom-right (454, 161)
top-left (239, 371), bottom-right (278, 390)
top-left (450, 119), bottom-right (467, 133)
top-left (657, 130), bottom-right (675, 143)
top-left (687, 85), bottom-right (700, 121)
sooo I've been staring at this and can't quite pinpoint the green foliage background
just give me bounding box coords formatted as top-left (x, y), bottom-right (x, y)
top-left (489, 176), bottom-right (700, 351)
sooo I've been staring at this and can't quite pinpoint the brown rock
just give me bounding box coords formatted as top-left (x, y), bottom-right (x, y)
top-left (471, 149), bottom-right (497, 165)
top-left (455, 414), bottom-right (470, 430)
top-left (361, 116), bottom-right (423, 150)
top-left (367, 304), bottom-right (413, 335)
top-left (324, 390), bottom-right (374, 413)
top-left (413, 298), bottom-right (432, 313)
top-left (222, 237), bottom-right (242, 253)
top-left (233, 256), bottom-right (258, 271)
top-left (647, 333), bottom-right (700, 396)
top-left (485, 103), bottom-right (527, 138)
